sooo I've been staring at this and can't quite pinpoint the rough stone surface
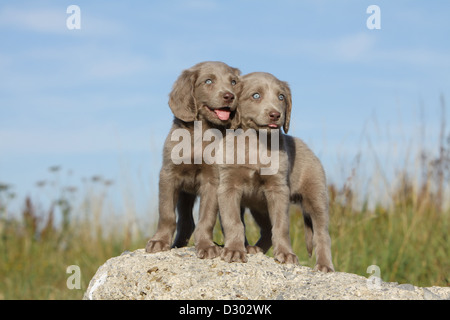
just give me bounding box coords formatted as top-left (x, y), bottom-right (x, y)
top-left (83, 247), bottom-right (449, 300)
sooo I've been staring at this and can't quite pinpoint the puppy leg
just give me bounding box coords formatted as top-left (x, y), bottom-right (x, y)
top-left (194, 183), bottom-right (221, 259)
top-left (146, 169), bottom-right (178, 253)
top-left (301, 197), bottom-right (334, 272)
top-left (265, 185), bottom-right (298, 264)
top-left (240, 207), bottom-right (249, 247)
top-left (218, 185), bottom-right (247, 263)
top-left (247, 209), bottom-right (272, 254)
top-left (302, 212), bottom-right (314, 257)
top-left (172, 191), bottom-right (196, 248)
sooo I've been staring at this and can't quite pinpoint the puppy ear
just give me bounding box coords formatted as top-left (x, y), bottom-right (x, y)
top-left (168, 67), bottom-right (198, 122)
top-left (281, 81), bottom-right (292, 134)
top-left (229, 107), bottom-right (241, 130)
top-left (231, 66), bottom-right (241, 77)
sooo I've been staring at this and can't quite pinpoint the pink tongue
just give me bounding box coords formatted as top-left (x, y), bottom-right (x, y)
top-left (268, 123), bottom-right (279, 128)
top-left (214, 109), bottom-right (230, 121)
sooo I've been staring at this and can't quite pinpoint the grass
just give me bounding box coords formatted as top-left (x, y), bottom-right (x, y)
top-left (1, 101), bottom-right (449, 299)
top-left (0, 177), bottom-right (147, 299)
top-left (233, 175), bottom-right (449, 288)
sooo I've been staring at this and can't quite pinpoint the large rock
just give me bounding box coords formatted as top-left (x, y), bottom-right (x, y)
top-left (83, 247), bottom-right (449, 300)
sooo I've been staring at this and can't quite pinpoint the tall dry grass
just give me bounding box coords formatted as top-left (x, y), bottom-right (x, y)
top-left (0, 173), bottom-right (146, 299)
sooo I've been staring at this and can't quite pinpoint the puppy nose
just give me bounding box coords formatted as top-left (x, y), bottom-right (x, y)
top-left (269, 111), bottom-right (281, 121)
top-left (223, 92), bottom-right (235, 102)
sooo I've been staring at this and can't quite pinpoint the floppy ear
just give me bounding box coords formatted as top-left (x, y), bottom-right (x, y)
top-left (281, 81), bottom-right (292, 134)
top-left (229, 107), bottom-right (241, 130)
top-left (231, 66), bottom-right (241, 77)
top-left (168, 67), bottom-right (198, 122)
top-left (229, 76), bottom-right (242, 130)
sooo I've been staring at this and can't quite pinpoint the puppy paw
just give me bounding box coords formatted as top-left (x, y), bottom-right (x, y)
top-left (145, 240), bottom-right (170, 253)
top-left (196, 244), bottom-right (222, 259)
top-left (221, 247), bottom-right (248, 263)
top-left (314, 264), bottom-right (335, 273)
top-left (246, 245), bottom-right (263, 254)
top-left (274, 251), bottom-right (299, 264)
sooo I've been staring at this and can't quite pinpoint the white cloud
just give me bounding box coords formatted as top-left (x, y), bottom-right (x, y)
top-left (0, 53), bottom-right (12, 70)
top-left (87, 55), bottom-right (151, 78)
top-left (285, 32), bottom-right (378, 63)
top-left (331, 33), bottom-right (376, 61)
top-left (0, 124), bottom-right (157, 156)
top-left (266, 31), bottom-right (450, 69)
top-left (0, 5), bottom-right (124, 36)
top-left (181, 0), bottom-right (219, 11)
top-left (375, 48), bottom-right (450, 68)
top-left (0, 43), bottom-right (157, 96)
top-left (317, 33), bottom-right (450, 67)
top-left (0, 6), bottom-right (65, 33)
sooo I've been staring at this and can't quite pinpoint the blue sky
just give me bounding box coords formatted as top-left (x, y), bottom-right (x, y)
top-left (1, 1), bottom-right (449, 221)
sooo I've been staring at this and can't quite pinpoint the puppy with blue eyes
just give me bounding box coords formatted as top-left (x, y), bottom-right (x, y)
top-left (218, 72), bottom-right (334, 272)
top-left (146, 61), bottom-right (241, 259)
top-left (218, 72), bottom-right (297, 264)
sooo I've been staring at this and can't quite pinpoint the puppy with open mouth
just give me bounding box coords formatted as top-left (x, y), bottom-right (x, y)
top-left (146, 61), bottom-right (241, 260)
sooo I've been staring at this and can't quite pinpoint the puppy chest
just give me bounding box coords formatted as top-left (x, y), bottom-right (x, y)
top-left (171, 164), bottom-right (203, 193)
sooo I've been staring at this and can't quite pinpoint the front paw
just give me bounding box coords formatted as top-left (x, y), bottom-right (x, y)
top-left (246, 245), bottom-right (263, 254)
top-left (221, 247), bottom-right (248, 263)
top-left (145, 240), bottom-right (170, 253)
top-left (274, 251), bottom-right (299, 264)
top-left (196, 244), bottom-right (222, 259)
top-left (314, 264), bottom-right (335, 272)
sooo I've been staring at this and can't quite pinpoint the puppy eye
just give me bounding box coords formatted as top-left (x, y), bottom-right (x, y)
top-left (205, 79), bottom-right (213, 84)
top-left (252, 93), bottom-right (260, 99)
top-left (278, 94), bottom-right (285, 101)
top-left (231, 80), bottom-right (237, 86)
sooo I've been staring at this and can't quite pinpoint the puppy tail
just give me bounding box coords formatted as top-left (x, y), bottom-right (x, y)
top-left (303, 213), bottom-right (314, 257)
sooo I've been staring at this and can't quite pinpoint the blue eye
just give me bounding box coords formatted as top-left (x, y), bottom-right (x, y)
top-left (205, 79), bottom-right (212, 84)
top-left (231, 80), bottom-right (237, 86)
top-left (252, 93), bottom-right (260, 99)
top-left (278, 94), bottom-right (285, 101)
